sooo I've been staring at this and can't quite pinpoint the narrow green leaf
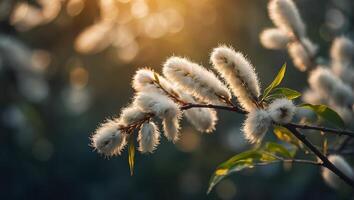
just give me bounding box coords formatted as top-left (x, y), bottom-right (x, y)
top-left (273, 125), bottom-right (303, 149)
top-left (262, 63), bottom-right (286, 101)
top-left (265, 87), bottom-right (301, 101)
top-left (299, 104), bottom-right (344, 127)
top-left (264, 142), bottom-right (293, 158)
top-left (128, 136), bottom-right (135, 176)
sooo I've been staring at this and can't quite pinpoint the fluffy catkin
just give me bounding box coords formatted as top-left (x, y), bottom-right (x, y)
top-left (268, 98), bottom-right (296, 124)
top-left (137, 121), bottom-right (160, 153)
top-left (259, 28), bottom-right (290, 49)
top-left (287, 40), bottom-right (315, 71)
top-left (309, 67), bottom-right (354, 107)
top-left (134, 91), bottom-right (181, 120)
top-left (177, 89), bottom-right (217, 133)
top-left (134, 91), bottom-right (181, 142)
top-left (119, 105), bottom-right (147, 127)
top-left (242, 109), bottom-right (271, 144)
top-left (163, 56), bottom-right (231, 105)
top-left (91, 119), bottom-right (127, 156)
top-left (322, 155), bottom-right (354, 189)
top-left (132, 68), bottom-right (176, 95)
top-left (330, 36), bottom-right (354, 63)
top-left (268, 0), bottom-right (306, 38)
top-left (211, 46), bottom-right (260, 111)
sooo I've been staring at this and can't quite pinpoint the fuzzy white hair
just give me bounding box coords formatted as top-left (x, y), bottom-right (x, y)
top-left (138, 121), bottom-right (160, 153)
top-left (322, 155), bottom-right (354, 189)
top-left (162, 115), bottom-right (181, 143)
top-left (330, 36), bottom-right (354, 63)
top-left (132, 68), bottom-right (175, 94)
top-left (268, 0), bottom-right (305, 38)
top-left (178, 89), bottom-right (218, 133)
top-left (259, 28), bottom-right (290, 50)
top-left (242, 109), bottom-right (271, 144)
top-left (163, 56), bottom-right (231, 105)
top-left (91, 119), bottom-right (127, 156)
top-left (134, 91), bottom-right (181, 120)
top-left (120, 105), bottom-right (147, 127)
top-left (268, 98), bottom-right (296, 124)
top-left (287, 38), bottom-right (317, 72)
top-left (134, 91), bottom-right (181, 142)
top-left (309, 67), bottom-right (353, 107)
top-left (302, 88), bottom-right (327, 105)
top-left (210, 46), bottom-right (260, 112)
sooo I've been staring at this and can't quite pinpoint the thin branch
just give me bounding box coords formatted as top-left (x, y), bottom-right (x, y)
top-left (288, 123), bottom-right (354, 138)
top-left (284, 124), bottom-right (354, 188)
top-left (181, 103), bottom-right (354, 137)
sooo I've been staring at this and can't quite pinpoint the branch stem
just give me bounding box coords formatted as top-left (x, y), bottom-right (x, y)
top-left (285, 124), bottom-right (354, 188)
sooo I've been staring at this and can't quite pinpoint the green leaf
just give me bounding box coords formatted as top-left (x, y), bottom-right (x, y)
top-left (299, 104), bottom-right (344, 127)
top-left (273, 125), bottom-right (303, 149)
top-left (264, 142), bottom-right (293, 158)
top-left (128, 136), bottom-right (135, 176)
top-left (208, 143), bottom-right (293, 194)
top-left (265, 87), bottom-right (301, 101)
top-left (262, 63), bottom-right (286, 101)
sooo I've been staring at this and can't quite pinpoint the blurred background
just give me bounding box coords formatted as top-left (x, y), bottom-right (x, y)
top-left (1, 0), bottom-right (353, 199)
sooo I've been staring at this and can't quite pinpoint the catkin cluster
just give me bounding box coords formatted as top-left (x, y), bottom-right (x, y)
top-left (260, 0), bottom-right (354, 125)
top-left (260, 0), bottom-right (317, 72)
top-left (91, 45), bottom-right (299, 157)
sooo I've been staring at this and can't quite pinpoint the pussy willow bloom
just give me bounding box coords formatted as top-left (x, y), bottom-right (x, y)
top-left (259, 28), bottom-right (290, 50)
top-left (132, 68), bottom-right (175, 95)
top-left (177, 89), bottom-right (217, 133)
top-left (211, 46), bottom-right (260, 111)
top-left (242, 109), bottom-right (271, 144)
top-left (330, 36), bottom-right (354, 63)
top-left (322, 155), bottom-right (354, 189)
top-left (163, 56), bottom-right (231, 105)
top-left (119, 105), bottom-right (147, 127)
top-left (134, 91), bottom-right (181, 142)
top-left (268, 98), bottom-right (296, 124)
top-left (91, 119), bottom-right (127, 156)
top-left (268, 0), bottom-right (305, 38)
top-left (287, 38), bottom-right (317, 71)
top-left (309, 67), bottom-right (353, 107)
top-left (330, 37), bottom-right (354, 87)
top-left (138, 121), bottom-right (160, 153)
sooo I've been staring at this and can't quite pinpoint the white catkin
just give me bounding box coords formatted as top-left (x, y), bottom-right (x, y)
top-left (268, 0), bottom-right (306, 38)
top-left (91, 119), bottom-right (127, 156)
top-left (119, 105), bottom-right (146, 127)
top-left (309, 67), bottom-right (354, 107)
top-left (178, 89), bottom-right (217, 133)
top-left (259, 28), bottom-right (290, 49)
top-left (287, 41), bottom-right (311, 71)
top-left (268, 98), bottom-right (296, 124)
top-left (137, 121), bottom-right (160, 153)
top-left (330, 36), bottom-right (354, 63)
top-left (134, 91), bottom-right (181, 142)
top-left (322, 155), bottom-right (354, 189)
top-left (162, 115), bottom-right (181, 143)
top-left (242, 109), bottom-right (271, 144)
top-left (134, 91), bottom-right (181, 120)
top-left (211, 46), bottom-right (261, 111)
top-left (302, 88), bottom-right (327, 105)
top-left (332, 61), bottom-right (354, 88)
top-left (163, 56), bottom-right (231, 105)
top-left (132, 68), bottom-right (175, 94)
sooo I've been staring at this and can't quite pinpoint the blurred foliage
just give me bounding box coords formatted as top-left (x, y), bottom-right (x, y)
top-left (0, 0), bottom-right (353, 199)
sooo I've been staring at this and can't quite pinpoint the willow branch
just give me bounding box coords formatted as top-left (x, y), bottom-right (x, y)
top-left (284, 124), bottom-right (354, 188)
top-left (180, 103), bottom-right (354, 137)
